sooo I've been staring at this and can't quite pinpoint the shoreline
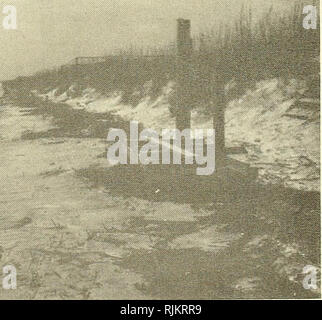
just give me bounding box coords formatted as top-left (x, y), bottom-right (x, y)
top-left (0, 90), bottom-right (319, 300)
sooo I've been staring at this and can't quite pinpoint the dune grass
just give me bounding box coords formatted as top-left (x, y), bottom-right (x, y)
top-left (4, 1), bottom-right (319, 108)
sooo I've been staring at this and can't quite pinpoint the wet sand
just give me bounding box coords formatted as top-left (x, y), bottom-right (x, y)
top-left (0, 95), bottom-right (320, 299)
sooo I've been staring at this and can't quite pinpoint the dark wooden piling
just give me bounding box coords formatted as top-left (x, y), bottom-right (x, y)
top-left (175, 18), bottom-right (193, 131)
top-left (213, 84), bottom-right (226, 168)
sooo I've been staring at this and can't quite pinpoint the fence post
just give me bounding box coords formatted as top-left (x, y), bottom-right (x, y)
top-left (175, 18), bottom-right (192, 131)
top-left (213, 83), bottom-right (226, 168)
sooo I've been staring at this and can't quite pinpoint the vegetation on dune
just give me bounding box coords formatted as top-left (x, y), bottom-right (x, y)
top-left (4, 1), bottom-right (320, 108)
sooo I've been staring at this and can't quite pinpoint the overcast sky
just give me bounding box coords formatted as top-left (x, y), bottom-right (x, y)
top-left (0, 0), bottom-right (302, 80)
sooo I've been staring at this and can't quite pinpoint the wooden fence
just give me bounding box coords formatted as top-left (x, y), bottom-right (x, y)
top-left (59, 18), bottom-right (227, 170)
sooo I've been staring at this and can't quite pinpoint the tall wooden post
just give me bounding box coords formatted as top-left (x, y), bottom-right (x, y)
top-left (175, 18), bottom-right (192, 131)
top-left (213, 83), bottom-right (226, 168)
